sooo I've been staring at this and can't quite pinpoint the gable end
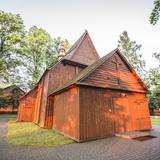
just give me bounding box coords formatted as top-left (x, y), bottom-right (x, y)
top-left (80, 51), bottom-right (147, 92)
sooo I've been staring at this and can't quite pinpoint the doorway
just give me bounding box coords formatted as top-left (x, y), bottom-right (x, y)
top-left (112, 91), bottom-right (132, 133)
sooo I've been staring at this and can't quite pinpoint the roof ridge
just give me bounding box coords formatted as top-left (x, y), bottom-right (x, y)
top-left (76, 48), bottom-right (118, 81)
top-left (62, 30), bottom-right (100, 63)
top-left (64, 30), bottom-right (88, 56)
top-left (44, 30), bottom-right (89, 72)
top-left (49, 48), bottom-right (118, 95)
top-left (20, 31), bottom-right (93, 99)
top-left (50, 48), bottom-right (148, 95)
top-left (78, 48), bottom-right (147, 90)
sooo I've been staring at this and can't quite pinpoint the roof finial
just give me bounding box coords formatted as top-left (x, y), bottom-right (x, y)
top-left (58, 44), bottom-right (66, 60)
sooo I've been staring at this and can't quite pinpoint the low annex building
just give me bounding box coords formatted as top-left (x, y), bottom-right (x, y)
top-left (0, 85), bottom-right (25, 113)
top-left (17, 31), bottom-right (151, 142)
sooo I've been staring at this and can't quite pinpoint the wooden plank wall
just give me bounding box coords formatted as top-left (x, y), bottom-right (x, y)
top-left (79, 87), bottom-right (115, 141)
top-left (47, 62), bottom-right (84, 95)
top-left (82, 53), bottom-right (145, 92)
top-left (45, 96), bottom-right (54, 128)
top-left (38, 62), bottom-right (84, 128)
top-left (33, 81), bottom-right (43, 124)
top-left (128, 93), bottom-right (151, 131)
top-left (38, 72), bottom-right (50, 127)
top-left (79, 86), bottom-right (151, 141)
top-left (35, 62), bottom-right (84, 128)
top-left (52, 87), bottom-right (79, 140)
top-left (17, 87), bottom-right (38, 122)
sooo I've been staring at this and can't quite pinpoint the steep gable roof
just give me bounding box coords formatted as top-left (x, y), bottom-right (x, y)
top-left (42, 30), bottom-right (99, 76)
top-left (50, 48), bottom-right (148, 95)
top-left (19, 30), bottom-right (99, 100)
top-left (62, 30), bottom-right (100, 65)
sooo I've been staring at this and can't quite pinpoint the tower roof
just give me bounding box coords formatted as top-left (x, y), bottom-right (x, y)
top-left (62, 30), bottom-right (100, 65)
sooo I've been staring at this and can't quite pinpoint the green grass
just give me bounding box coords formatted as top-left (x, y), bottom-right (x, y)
top-left (6, 116), bottom-right (159, 147)
top-left (8, 120), bottom-right (74, 147)
top-left (0, 113), bottom-right (17, 120)
top-left (151, 118), bottom-right (160, 125)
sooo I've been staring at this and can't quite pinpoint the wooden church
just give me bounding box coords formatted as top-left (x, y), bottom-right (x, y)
top-left (17, 31), bottom-right (151, 142)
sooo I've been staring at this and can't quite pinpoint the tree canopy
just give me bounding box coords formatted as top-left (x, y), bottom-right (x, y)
top-left (0, 10), bottom-right (70, 90)
top-left (118, 31), bottom-right (146, 78)
top-left (0, 10), bottom-right (26, 83)
top-left (145, 52), bottom-right (160, 109)
top-left (24, 26), bottom-right (70, 88)
top-left (148, 86), bottom-right (160, 109)
top-left (150, 0), bottom-right (160, 25)
top-left (24, 26), bottom-right (56, 87)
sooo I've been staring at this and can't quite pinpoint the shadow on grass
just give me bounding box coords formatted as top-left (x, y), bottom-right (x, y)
top-left (8, 120), bottom-right (74, 147)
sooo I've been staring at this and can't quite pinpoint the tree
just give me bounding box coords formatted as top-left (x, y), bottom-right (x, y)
top-left (0, 11), bottom-right (70, 89)
top-left (23, 26), bottom-right (55, 87)
top-left (148, 86), bottom-right (160, 110)
top-left (0, 10), bottom-right (26, 83)
top-left (145, 68), bottom-right (160, 88)
top-left (24, 26), bottom-right (70, 88)
top-left (145, 52), bottom-right (160, 110)
top-left (150, 0), bottom-right (160, 25)
top-left (147, 52), bottom-right (160, 88)
top-left (46, 37), bottom-right (70, 67)
top-left (118, 31), bottom-right (146, 78)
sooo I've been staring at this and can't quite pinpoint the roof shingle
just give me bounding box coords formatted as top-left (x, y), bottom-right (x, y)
top-left (50, 48), bottom-right (148, 95)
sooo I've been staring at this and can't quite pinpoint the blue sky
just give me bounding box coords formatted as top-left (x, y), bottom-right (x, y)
top-left (1, 0), bottom-right (160, 70)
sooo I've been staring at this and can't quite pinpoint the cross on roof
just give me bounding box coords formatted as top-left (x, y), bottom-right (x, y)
top-left (111, 56), bottom-right (122, 85)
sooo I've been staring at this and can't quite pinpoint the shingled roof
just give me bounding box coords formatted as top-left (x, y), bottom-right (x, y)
top-left (62, 31), bottom-right (87, 60)
top-left (20, 30), bottom-right (99, 100)
top-left (50, 48), bottom-right (148, 95)
top-left (62, 30), bottom-right (99, 63)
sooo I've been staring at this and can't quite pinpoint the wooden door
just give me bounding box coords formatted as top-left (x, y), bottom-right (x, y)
top-left (113, 91), bottom-right (132, 133)
top-left (103, 92), bottom-right (115, 136)
top-left (21, 101), bottom-right (34, 122)
top-left (131, 93), bottom-right (151, 131)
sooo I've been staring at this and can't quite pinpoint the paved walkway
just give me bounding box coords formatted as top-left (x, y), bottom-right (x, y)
top-left (152, 125), bottom-right (160, 132)
top-left (1, 117), bottom-right (160, 160)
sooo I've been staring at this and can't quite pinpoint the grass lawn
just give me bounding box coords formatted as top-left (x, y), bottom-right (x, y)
top-left (0, 113), bottom-right (17, 120)
top-left (8, 120), bottom-right (74, 147)
top-left (6, 115), bottom-right (159, 147)
top-left (151, 118), bottom-right (160, 125)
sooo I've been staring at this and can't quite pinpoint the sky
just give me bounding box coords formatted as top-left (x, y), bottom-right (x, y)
top-left (1, 0), bottom-right (160, 70)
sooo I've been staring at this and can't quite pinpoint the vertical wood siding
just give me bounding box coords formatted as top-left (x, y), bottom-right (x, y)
top-left (47, 62), bottom-right (83, 95)
top-left (53, 87), bottom-right (79, 140)
top-left (17, 87), bottom-right (38, 122)
top-left (33, 81), bottom-right (43, 124)
top-left (45, 96), bottom-right (54, 128)
top-left (20, 62), bottom-right (84, 127)
top-left (38, 63), bottom-right (83, 128)
top-left (38, 72), bottom-right (50, 127)
top-left (79, 86), bottom-right (151, 141)
top-left (79, 87), bottom-right (115, 141)
top-left (128, 93), bottom-right (151, 131)
top-left (82, 53), bottom-right (145, 92)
